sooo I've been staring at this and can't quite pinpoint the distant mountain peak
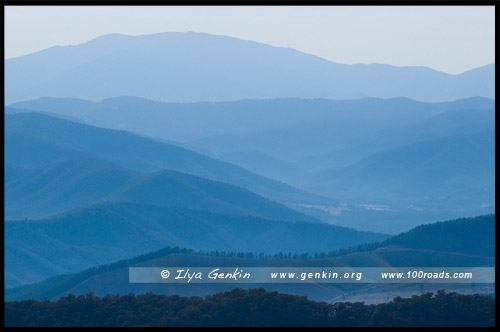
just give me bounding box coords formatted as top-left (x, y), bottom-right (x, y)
top-left (5, 32), bottom-right (494, 103)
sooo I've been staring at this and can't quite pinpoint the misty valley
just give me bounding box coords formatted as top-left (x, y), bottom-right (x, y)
top-left (4, 30), bottom-right (495, 327)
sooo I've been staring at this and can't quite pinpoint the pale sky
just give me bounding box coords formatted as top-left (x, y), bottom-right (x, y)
top-left (4, 5), bottom-right (495, 74)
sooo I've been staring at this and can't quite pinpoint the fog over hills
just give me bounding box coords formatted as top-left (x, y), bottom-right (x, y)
top-left (7, 97), bottom-right (494, 233)
top-left (5, 112), bottom-right (333, 208)
top-left (5, 158), bottom-right (319, 223)
top-left (309, 130), bottom-right (495, 209)
top-left (5, 32), bottom-right (494, 104)
top-left (3, 23), bottom-right (495, 323)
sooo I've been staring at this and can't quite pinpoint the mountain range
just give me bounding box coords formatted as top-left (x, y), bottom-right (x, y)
top-left (5, 32), bottom-right (494, 104)
top-left (4, 111), bottom-right (333, 208)
top-left (9, 96), bottom-right (494, 166)
top-left (6, 96), bottom-right (495, 233)
top-left (4, 30), bottom-right (495, 308)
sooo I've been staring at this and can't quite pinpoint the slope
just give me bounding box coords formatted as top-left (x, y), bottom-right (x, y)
top-left (309, 130), bottom-right (495, 210)
top-left (5, 158), bottom-right (320, 222)
top-left (4, 112), bottom-right (333, 206)
top-left (5, 202), bottom-right (388, 288)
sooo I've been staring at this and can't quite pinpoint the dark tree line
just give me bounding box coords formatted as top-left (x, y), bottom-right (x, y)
top-left (5, 288), bottom-right (494, 327)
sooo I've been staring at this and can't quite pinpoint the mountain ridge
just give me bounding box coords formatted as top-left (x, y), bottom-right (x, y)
top-left (5, 31), bottom-right (494, 104)
top-left (6, 157), bottom-right (320, 222)
top-left (5, 111), bottom-right (334, 208)
top-left (5, 201), bottom-right (388, 288)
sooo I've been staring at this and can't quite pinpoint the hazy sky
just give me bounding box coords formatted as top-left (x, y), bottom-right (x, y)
top-left (4, 5), bottom-right (495, 74)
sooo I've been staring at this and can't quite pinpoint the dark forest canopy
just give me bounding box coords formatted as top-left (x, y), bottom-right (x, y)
top-left (5, 288), bottom-right (494, 327)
